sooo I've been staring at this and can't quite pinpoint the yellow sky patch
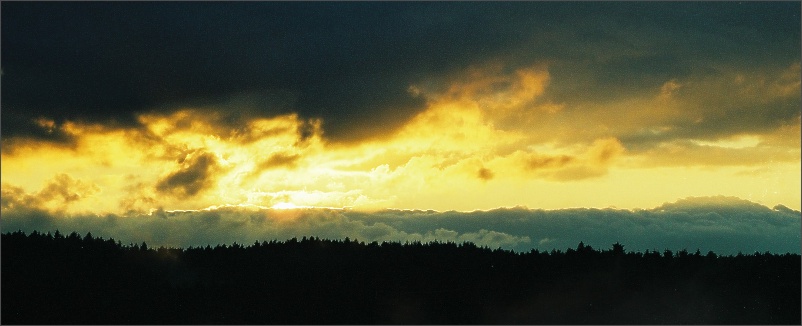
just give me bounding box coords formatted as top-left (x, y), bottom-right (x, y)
top-left (2, 63), bottom-right (800, 214)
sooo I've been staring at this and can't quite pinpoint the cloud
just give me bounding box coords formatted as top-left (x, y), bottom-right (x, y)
top-left (512, 137), bottom-right (625, 182)
top-left (3, 2), bottom-right (798, 145)
top-left (2, 195), bottom-right (798, 255)
top-left (256, 153), bottom-right (301, 171)
top-left (590, 137), bottom-right (625, 164)
top-left (155, 152), bottom-right (220, 198)
top-left (618, 63), bottom-right (801, 151)
top-left (1, 94), bottom-right (798, 214)
top-left (1, 184), bottom-right (37, 210)
top-left (1, 174), bottom-right (99, 213)
top-left (1, 3), bottom-right (799, 216)
top-left (477, 168), bottom-right (494, 181)
top-left (36, 173), bottom-right (99, 203)
top-left (526, 154), bottom-right (575, 170)
top-left (0, 113), bottom-right (78, 151)
top-left (633, 139), bottom-right (801, 167)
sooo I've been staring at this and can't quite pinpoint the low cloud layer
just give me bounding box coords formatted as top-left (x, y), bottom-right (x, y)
top-left (2, 196), bottom-right (798, 255)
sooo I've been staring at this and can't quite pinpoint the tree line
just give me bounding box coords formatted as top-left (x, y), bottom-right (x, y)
top-left (2, 230), bottom-right (800, 324)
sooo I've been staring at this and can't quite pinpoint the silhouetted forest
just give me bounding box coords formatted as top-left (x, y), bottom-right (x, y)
top-left (2, 230), bottom-right (800, 324)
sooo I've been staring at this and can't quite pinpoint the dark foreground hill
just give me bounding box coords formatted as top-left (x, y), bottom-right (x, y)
top-left (2, 230), bottom-right (800, 324)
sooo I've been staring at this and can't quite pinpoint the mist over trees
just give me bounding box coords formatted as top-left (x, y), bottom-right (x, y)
top-left (2, 230), bottom-right (800, 324)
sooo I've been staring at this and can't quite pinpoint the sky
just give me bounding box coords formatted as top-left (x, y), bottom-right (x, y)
top-left (1, 2), bottom-right (800, 253)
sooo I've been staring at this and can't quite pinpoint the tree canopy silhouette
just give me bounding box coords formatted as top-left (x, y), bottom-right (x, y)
top-left (2, 230), bottom-right (799, 324)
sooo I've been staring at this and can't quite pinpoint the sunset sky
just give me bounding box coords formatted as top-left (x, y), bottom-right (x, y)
top-left (2, 2), bottom-right (800, 253)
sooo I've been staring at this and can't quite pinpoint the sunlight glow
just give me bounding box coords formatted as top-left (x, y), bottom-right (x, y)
top-left (1, 62), bottom-right (800, 214)
top-left (271, 202), bottom-right (301, 210)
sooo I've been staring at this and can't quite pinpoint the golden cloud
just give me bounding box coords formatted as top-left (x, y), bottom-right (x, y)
top-left (1, 61), bottom-right (799, 214)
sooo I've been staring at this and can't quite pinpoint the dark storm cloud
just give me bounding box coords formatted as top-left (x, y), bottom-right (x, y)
top-left (2, 2), bottom-right (799, 143)
top-left (0, 112), bottom-right (76, 147)
top-left (540, 2), bottom-right (800, 104)
top-left (0, 2), bottom-right (484, 142)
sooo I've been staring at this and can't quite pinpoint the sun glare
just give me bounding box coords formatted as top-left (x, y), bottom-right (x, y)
top-left (271, 202), bottom-right (300, 210)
